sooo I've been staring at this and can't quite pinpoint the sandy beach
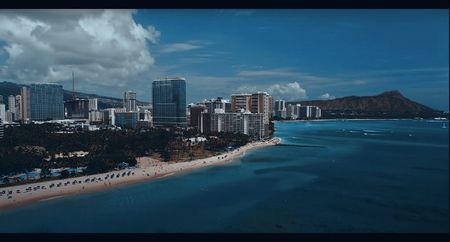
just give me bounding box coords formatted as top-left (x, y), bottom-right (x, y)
top-left (0, 138), bottom-right (281, 210)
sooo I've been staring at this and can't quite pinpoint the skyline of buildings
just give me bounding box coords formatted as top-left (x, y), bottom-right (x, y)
top-left (284, 103), bottom-right (322, 119)
top-left (0, 76), bottom-right (326, 140)
top-left (190, 92), bottom-right (273, 139)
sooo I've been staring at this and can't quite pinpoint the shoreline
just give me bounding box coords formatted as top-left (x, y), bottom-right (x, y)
top-left (0, 137), bottom-right (281, 211)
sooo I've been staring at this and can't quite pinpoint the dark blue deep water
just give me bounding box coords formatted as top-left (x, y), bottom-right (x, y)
top-left (0, 120), bottom-right (448, 232)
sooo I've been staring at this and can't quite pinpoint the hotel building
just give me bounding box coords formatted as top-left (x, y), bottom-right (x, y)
top-left (30, 83), bottom-right (64, 121)
top-left (274, 99), bottom-right (287, 118)
top-left (251, 92), bottom-right (272, 136)
top-left (152, 77), bottom-right (187, 127)
top-left (20, 87), bottom-right (31, 122)
top-left (210, 111), bottom-right (265, 140)
top-left (231, 94), bottom-right (252, 112)
top-left (123, 91), bottom-right (137, 112)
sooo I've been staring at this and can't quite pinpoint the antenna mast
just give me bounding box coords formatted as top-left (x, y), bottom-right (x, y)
top-left (72, 71), bottom-right (76, 100)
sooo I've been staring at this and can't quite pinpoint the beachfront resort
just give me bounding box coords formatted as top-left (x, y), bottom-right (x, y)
top-left (0, 77), bottom-right (287, 209)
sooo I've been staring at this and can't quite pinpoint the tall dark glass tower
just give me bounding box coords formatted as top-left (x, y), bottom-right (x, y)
top-left (152, 77), bottom-right (187, 127)
top-left (30, 83), bottom-right (64, 121)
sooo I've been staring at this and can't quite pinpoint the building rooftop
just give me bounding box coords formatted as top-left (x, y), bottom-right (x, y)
top-left (253, 91), bottom-right (270, 95)
top-left (156, 77), bottom-right (186, 81)
top-left (231, 93), bottom-right (252, 96)
top-left (30, 82), bottom-right (63, 86)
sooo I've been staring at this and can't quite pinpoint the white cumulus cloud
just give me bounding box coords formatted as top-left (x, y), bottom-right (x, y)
top-left (318, 93), bottom-right (336, 100)
top-left (0, 9), bottom-right (160, 90)
top-left (268, 81), bottom-right (307, 101)
top-left (160, 43), bottom-right (200, 53)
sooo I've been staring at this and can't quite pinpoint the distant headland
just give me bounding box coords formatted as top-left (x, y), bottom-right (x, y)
top-left (286, 90), bottom-right (447, 119)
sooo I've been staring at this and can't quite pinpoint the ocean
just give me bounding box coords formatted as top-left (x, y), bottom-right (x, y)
top-left (0, 120), bottom-right (448, 232)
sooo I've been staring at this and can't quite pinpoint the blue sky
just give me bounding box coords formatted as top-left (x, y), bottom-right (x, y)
top-left (0, 10), bottom-right (448, 110)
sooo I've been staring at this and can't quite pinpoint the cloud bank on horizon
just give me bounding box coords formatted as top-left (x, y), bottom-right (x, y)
top-left (0, 9), bottom-right (448, 110)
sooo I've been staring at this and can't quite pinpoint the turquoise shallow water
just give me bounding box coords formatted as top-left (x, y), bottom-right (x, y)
top-left (0, 120), bottom-right (448, 232)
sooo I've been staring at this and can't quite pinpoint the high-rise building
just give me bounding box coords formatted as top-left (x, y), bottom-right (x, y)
top-left (8, 95), bottom-right (16, 115)
top-left (231, 94), bottom-right (252, 112)
top-left (250, 92), bottom-right (272, 136)
top-left (188, 104), bottom-right (206, 128)
top-left (297, 105), bottom-right (322, 119)
top-left (88, 98), bottom-right (98, 111)
top-left (274, 100), bottom-right (287, 118)
top-left (295, 104), bottom-right (302, 117)
top-left (0, 118), bottom-right (3, 139)
top-left (0, 104), bottom-right (6, 124)
top-left (269, 96), bottom-right (273, 119)
top-left (115, 111), bottom-right (138, 129)
top-left (102, 108), bottom-right (116, 126)
top-left (298, 105), bottom-right (312, 118)
top-left (5, 111), bottom-right (14, 123)
top-left (199, 111), bottom-right (211, 134)
top-left (251, 92), bottom-right (271, 116)
top-left (140, 107), bottom-right (151, 121)
top-left (286, 104), bottom-right (295, 119)
top-left (152, 77), bottom-right (187, 127)
top-left (286, 103), bottom-right (304, 119)
top-left (224, 101), bottom-right (232, 112)
top-left (310, 106), bottom-right (322, 118)
top-left (65, 99), bottom-right (89, 119)
top-left (15, 95), bottom-right (22, 121)
top-left (123, 91), bottom-right (137, 112)
top-left (204, 97), bottom-right (226, 114)
top-left (210, 111), bottom-right (265, 139)
top-left (88, 110), bottom-right (103, 124)
top-left (20, 87), bottom-right (31, 122)
top-left (30, 83), bottom-right (64, 121)
top-left (138, 105), bottom-right (152, 121)
top-left (137, 105), bottom-right (153, 128)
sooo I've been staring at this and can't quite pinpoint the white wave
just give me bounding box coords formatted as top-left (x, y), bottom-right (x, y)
top-left (362, 129), bottom-right (384, 133)
top-left (364, 133), bottom-right (384, 136)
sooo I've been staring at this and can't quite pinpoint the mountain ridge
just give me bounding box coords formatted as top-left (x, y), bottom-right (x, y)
top-left (287, 90), bottom-right (444, 118)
